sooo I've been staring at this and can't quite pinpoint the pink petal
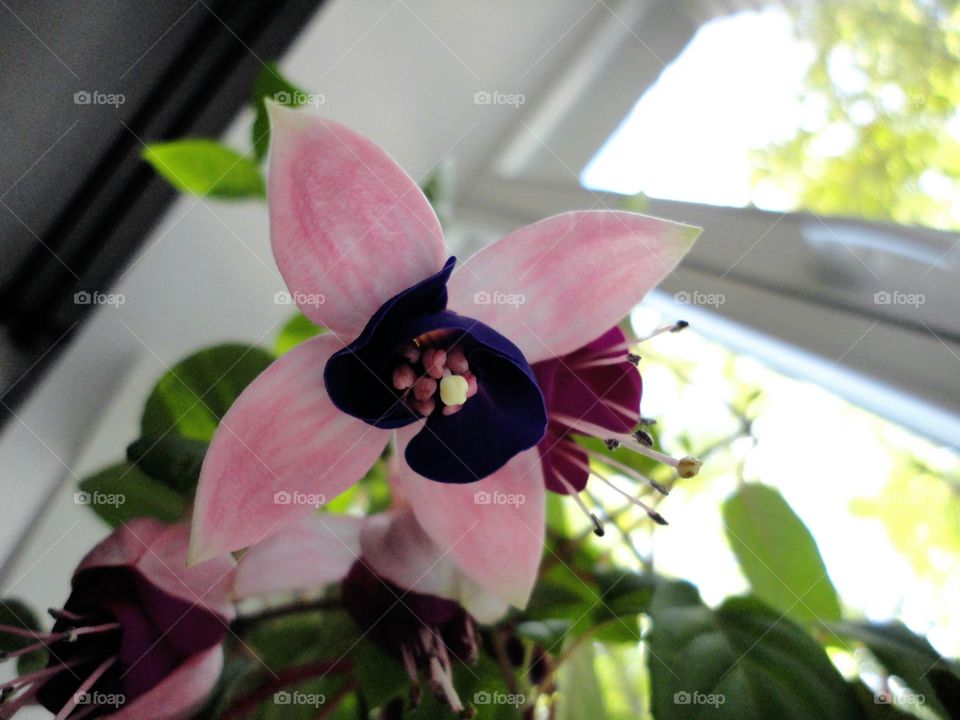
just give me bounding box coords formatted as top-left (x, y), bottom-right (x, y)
top-left (361, 509), bottom-right (509, 624)
top-left (189, 334), bottom-right (389, 565)
top-left (446, 211), bottom-right (700, 363)
top-left (76, 517), bottom-right (164, 574)
top-left (77, 520), bottom-right (236, 620)
top-left (234, 514), bottom-right (364, 598)
top-left (268, 105), bottom-right (446, 336)
top-left (135, 522), bottom-right (236, 619)
top-left (396, 427), bottom-right (545, 609)
top-left (108, 645), bottom-right (223, 720)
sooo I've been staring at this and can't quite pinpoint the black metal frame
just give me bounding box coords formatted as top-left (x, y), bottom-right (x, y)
top-left (0, 0), bottom-right (325, 421)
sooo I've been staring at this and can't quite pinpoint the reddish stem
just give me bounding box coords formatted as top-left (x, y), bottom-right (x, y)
top-left (314, 678), bottom-right (358, 720)
top-left (221, 658), bottom-right (352, 720)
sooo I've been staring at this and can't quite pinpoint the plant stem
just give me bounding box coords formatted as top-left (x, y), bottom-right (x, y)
top-left (314, 678), bottom-right (358, 719)
top-left (220, 658), bottom-right (352, 720)
top-left (231, 597), bottom-right (341, 633)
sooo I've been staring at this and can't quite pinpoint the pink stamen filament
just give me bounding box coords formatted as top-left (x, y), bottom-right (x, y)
top-left (0, 681), bottom-right (41, 718)
top-left (600, 398), bottom-right (643, 424)
top-left (53, 654), bottom-right (117, 720)
top-left (0, 656), bottom-right (88, 692)
top-left (570, 355), bottom-right (637, 370)
top-left (553, 415), bottom-right (681, 467)
top-left (552, 459), bottom-right (605, 536)
top-left (560, 447), bottom-right (667, 525)
top-left (578, 445), bottom-right (669, 495)
top-left (0, 622), bottom-right (120, 656)
top-left (631, 320), bottom-right (688, 344)
top-left (0, 625), bottom-right (46, 640)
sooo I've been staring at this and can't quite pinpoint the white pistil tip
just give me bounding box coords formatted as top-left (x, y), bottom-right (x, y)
top-left (677, 456), bottom-right (702, 478)
top-left (439, 374), bottom-right (469, 406)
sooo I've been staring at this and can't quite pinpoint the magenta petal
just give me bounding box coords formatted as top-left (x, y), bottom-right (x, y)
top-left (268, 105), bottom-right (446, 336)
top-left (396, 427), bottom-right (545, 609)
top-left (107, 645), bottom-right (223, 720)
top-left (538, 438), bottom-right (590, 495)
top-left (77, 519), bottom-right (236, 620)
top-left (233, 514), bottom-right (363, 598)
top-left (446, 211), bottom-right (700, 363)
top-left (189, 334), bottom-right (390, 564)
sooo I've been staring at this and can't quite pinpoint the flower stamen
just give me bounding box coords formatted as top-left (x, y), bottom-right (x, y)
top-left (553, 469), bottom-right (605, 537)
top-left (560, 448), bottom-right (668, 525)
top-left (392, 337), bottom-right (479, 418)
top-left (553, 414), bottom-right (701, 479)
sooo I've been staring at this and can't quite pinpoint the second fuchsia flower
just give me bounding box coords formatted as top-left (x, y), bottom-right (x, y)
top-left (234, 482), bottom-right (509, 714)
top-left (0, 520), bottom-right (234, 720)
top-left (190, 105), bottom-right (700, 610)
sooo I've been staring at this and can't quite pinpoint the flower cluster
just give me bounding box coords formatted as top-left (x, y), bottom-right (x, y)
top-left (2, 110), bottom-right (700, 718)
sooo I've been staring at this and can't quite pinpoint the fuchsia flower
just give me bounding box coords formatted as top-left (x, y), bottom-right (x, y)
top-left (531, 322), bottom-right (703, 533)
top-left (189, 106), bottom-right (700, 603)
top-left (0, 519), bottom-right (235, 720)
top-left (234, 485), bottom-right (507, 713)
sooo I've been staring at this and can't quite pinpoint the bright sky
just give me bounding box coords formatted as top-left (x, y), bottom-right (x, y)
top-left (580, 8), bottom-right (959, 657)
top-left (581, 7), bottom-right (813, 209)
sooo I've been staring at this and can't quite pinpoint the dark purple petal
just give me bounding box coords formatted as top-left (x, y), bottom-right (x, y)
top-left (36, 565), bottom-right (226, 716)
top-left (533, 327), bottom-right (642, 495)
top-left (324, 258), bottom-right (457, 428)
top-left (538, 433), bottom-right (589, 494)
top-left (325, 257), bottom-right (547, 483)
top-left (342, 561), bottom-right (476, 664)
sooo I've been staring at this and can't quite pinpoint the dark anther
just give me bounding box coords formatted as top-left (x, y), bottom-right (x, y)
top-left (633, 428), bottom-right (654, 447)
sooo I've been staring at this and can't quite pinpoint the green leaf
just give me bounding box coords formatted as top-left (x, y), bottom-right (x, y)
top-left (251, 63), bottom-right (306, 161)
top-left (275, 313), bottom-right (325, 355)
top-left (142, 343), bottom-right (275, 441)
top-left (420, 162), bottom-right (453, 226)
top-left (593, 568), bottom-right (656, 619)
top-left (722, 484), bottom-right (842, 624)
top-left (516, 619), bottom-right (573, 646)
top-left (929, 668), bottom-right (960, 720)
top-left (647, 582), bottom-right (867, 719)
top-left (351, 639), bottom-right (409, 709)
top-left (126, 433), bottom-right (208, 496)
top-left (77, 462), bottom-right (187, 527)
top-left (143, 140), bottom-right (265, 199)
top-left (830, 620), bottom-right (959, 719)
top-left (546, 491), bottom-right (574, 535)
top-left (0, 598), bottom-right (48, 675)
top-left (244, 609), bottom-right (358, 671)
top-left (591, 569), bottom-right (656, 644)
